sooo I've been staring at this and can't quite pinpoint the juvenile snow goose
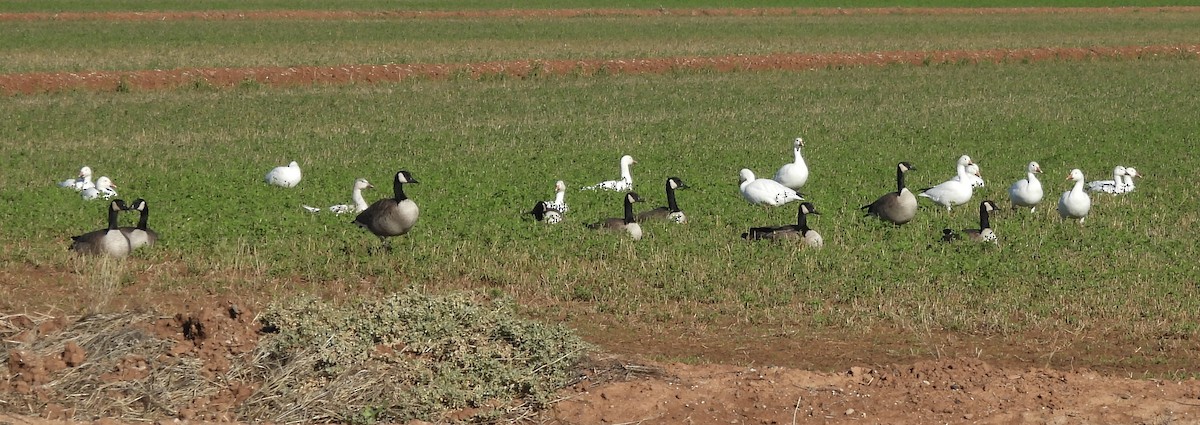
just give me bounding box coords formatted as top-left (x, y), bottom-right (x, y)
top-left (582, 155), bottom-right (636, 191)
top-left (81, 176), bottom-right (117, 200)
top-left (739, 169), bottom-right (802, 206)
top-left (69, 199), bottom-right (132, 258)
top-left (1057, 169), bottom-right (1091, 224)
top-left (862, 162), bottom-right (918, 225)
top-left (586, 192), bottom-right (645, 240)
top-left (772, 137), bottom-right (809, 191)
top-left (919, 155), bottom-right (975, 211)
top-left (742, 202), bottom-right (823, 248)
top-left (119, 198), bottom-right (159, 250)
top-left (306, 178), bottom-right (374, 214)
top-left (1086, 166), bottom-right (1128, 194)
top-left (942, 200), bottom-right (999, 243)
top-left (58, 166), bottom-right (95, 191)
top-left (264, 161), bottom-right (302, 188)
top-left (1007, 161), bottom-right (1044, 212)
top-left (636, 177), bottom-right (689, 223)
top-left (354, 170), bottom-right (419, 248)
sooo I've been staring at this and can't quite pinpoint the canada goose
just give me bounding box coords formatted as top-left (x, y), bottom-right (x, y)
top-left (304, 178), bottom-right (375, 214)
top-left (58, 166), bottom-right (94, 192)
top-left (353, 170), bottom-right (419, 248)
top-left (862, 162), bottom-right (918, 225)
top-left (942, 200), bottom-right (999, 243)
top-left (919, 155), bottom-right (975, 211)
top-left (264, 160), bottom-right (302, 188)
top-left (1087, 166), bottom-right (1128, 194)
top-left (119, 198), bottom-right (159, 250)
top-left (69, 199), bottom-right (131, 257)
top-left (772, 137), bottom-right (809, 191)
top-left (582, 155), bottom-right (636, 191)
top-left (742, 202), bottom-right (823, 248)
top-left (81, 176), bottom-right (117, 201)
top-left (586, 192), bottom-right (645, 240)
top-left (636, 177), bottom-right (689, 223)
top-left (1058, 168), bottom-right (1091, 224)
top-left (739, 169), bottom-right (802, 206)
top-left (1007, 161), bottom-right (1044, 212)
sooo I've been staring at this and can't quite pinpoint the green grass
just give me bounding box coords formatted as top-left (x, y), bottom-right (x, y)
top-left (2, 58), bottom-right (1198, 341)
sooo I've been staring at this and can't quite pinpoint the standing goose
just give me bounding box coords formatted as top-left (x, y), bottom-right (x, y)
top-left (919, 155), bottom-right (975, 211)
top-left (942, 200), bottom-right (1000, 243)
top-left (119, 198), bottom-right (159, 250)
top-left (586, 192), bottom-right (645, 240)
top-left (81, 176), bottom-right (118, 201)
top-left (58, 166), bottom-right (95, 191)
top-left (636, 177), bottom-right (689, 223)
top-left (305, 178), bottom-right (375, 214)
top-left (739, 169), bottom-right (802, 206)
top-left (742, 202), bottom-right (823, 248)
top-left (1007, 161), bottom-right (1044, 212)
top-left (1057, 168), bottom-right (1091, 224)
top-left (264, 161), bottom-right (302, 188)
top-left (69, 199), bottom-right (132, 257)
top-left (862, 162), bottom-right (918, 225)
top-left (354, 170), bottom-right (419, 248)
top-left (772, 137), bottom-right (809, 191)
top-left (582, 155), bottom-right (636, 191)
top-left (1086, 166), bottom-right (1128, 194)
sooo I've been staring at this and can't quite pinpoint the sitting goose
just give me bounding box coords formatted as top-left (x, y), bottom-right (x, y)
top-left (304, 178), bottom-right (375, 214)
top-left (58, 166), bottom-right (95, 192)
top-left (636, 177), bottom-right (689, 223)
top-left (586, 192), bottom-right (645, 240)
top-left (742, 202), bottom-right (823, 248)
top-left (81, 176), bottom-right (118, 201)
top-left (119, 198), bottom-right (159, 250)
top-left (772, 137), bottom-right (809, 191)
top-left (739, 169), bottom-right (802, 206)
top-left (527, 180), bottom-right (569, 224)
top-left (942, 200), bottom-right (999, 243)
top-left (1086, 165), bottom-right (1128, 194)
top-left (1007, 161), bottom-right (1044, 212)
top-left (354, 170), bottom-right (419, 248)
top-left (954, 163), bottom-right (985, 188)
top-left (1121, 167), bottom-right (1141, 193)
top-left (69, 199), bottom-right (132, 257)
top-left (264, 161), bottom-right (302, 188)
top-left (582, 155), bottom-right (636, 191)
top-left (543, 180), bottom-right (569, 213)
top-left (1057, 168), bottom-right (1091, 224)
top-left (919, 155), bottom-right (975, 211)
top-left (862, 162), bottom-right (918, 225)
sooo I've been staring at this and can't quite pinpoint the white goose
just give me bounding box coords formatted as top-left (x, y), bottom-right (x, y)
top-left (739, 169), bottom-right (802, 206)
top-left (58, 166), bottom-right (95, 192)
top-left (772, 137), bottom-right (809, 191)
top-left (544, 180), bottom-right (569, 213)
top-left (265, 161), bottom-right (302, 188)
top-left (919, 155), bottom-right (975, 211)
top-left (582, 155), bottom-right (636, 191)
top-left (81, 176), bottom-right (118, 200)
top-left (527, 180), bottom-right (568, 224)
top-left (1058, 169), bottom-right (1091, 224)
top-left (1007, 161), bottom-right (1044, 212)
top-left (954, 163), bottom-right (985, 188)
top-left (304, 178), bottom-right (375, 214)
top-left (1086, 166), bottom-right (1128, 194)
top-left (1121, 167), bottom-right (1141, 193)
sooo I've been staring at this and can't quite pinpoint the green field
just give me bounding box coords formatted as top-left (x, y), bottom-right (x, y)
top-left (2, 4), bottom-right (1200, 372)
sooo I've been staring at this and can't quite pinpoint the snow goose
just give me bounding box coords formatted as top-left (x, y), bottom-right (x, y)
top-left (862, 162), bottom-right (918, 225)
top-left (636, 177), bottom-right (689, 223)
top-left (528, 181), bottom-right (568, 224)
top-left (587, 192), bottom-right (645, 240)
top-left (81, 176), bottom-right (118, 200)
top-left (942, 200), bottom-right (999, 243)
top-left (305, 178), bottom-right (375, 214)
top-left (1007, 161), bottom-right (1044, 212)
top-left (58, 166), bottom-right (95, 191)
top-left (1086, 166), bottom-right (1128, 194)
top-left (69, 199), bottom-right (132, 258)
top-left (1121, 167), bottom-right (1141, 193)
top-left (544, 180), bottom-right (569, 213)
top-left (582, 155), bottom-right (636, 191)
top-left (354, 170), bottom-right (419, 249)
top-left (1057, 169), bottom-right (1091, 224)
top-left (954, 163), bottom-right (985, 188)
top-left (118, 198), bottom-right (159, 250)
top-left (742, 202), bottom-right (823, 248)
top-left (772, 137), bottom-right (809, 191)
top-left (739, 169), bottom-right (802, 206)
top-left (919, 155), bottom-right (975, 211)
top-left (264, 161), bottom-right (302, 188)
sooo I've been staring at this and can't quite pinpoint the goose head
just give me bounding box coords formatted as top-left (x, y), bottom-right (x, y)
top-left (957, 155), bottom-right (974, 168)
top-left (966, 163), bottom-right (981, 178)
top-left (1027, 161), bottom-right (1043, 174)
top-left (898, 162), bottom-right (916, 174)
top-left (800, 202), bottom-right (820, 216)
top-left (1066, 168), bottom-right (1085, 182)
top-left (79, 166), bottom-right (93, 179)
top-left (95, 176), bottom-right (116, 190)
top-left (288, 161), bottom-right (300, 169)
top-left (981, 199), bottom-right (999, 212)
top-left (554, 180), bottom-right (567, 193)
top-left (625, 191), bottom-right (644, 205)
top-left (738, 168), bottom-right (757, 184)
top-left (128, 198), bottom-right (148, 212)
top-left (1110, 165), bottom-right (1127, 180)
top-left (793, 137), bottom-right (805, 150)
top-left (620, 155), bottom-right (637, 167)
top-left (354, 178), bottom-right (375, 191)
top-left (1124, 167), bottom-right (1141, 179)
top-left (394, 170), bottom-right (419, 184)
top-left (111, 199), bottom-right (130, 212)
top-left (667, 177), bottom-right (688, 190)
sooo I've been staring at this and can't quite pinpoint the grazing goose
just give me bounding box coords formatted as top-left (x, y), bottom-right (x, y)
top-left (586, 192), bottom-right (645, 240)
top-left (742, 202), bottom-right (823, 248)
top-left (1057, 168), bottom-right (1091, 224)
top-left (353, 170), bottom-right (419, 248)
top-left (69, 199), bottom-right (131, 257)
top-left (1007, 161), bottom-right (1044, 212)
top-left (81, 176), bottom-right (117, 200)
top-left (1121, 167), bottom-right (1141, 192)
top-left (772, 137), bottom-right (809, 191)
top-left (58, 166), bottom-right (95, 191)
top-left (264, 161), bottom-right (302, 188)
top-left (862, 162), bottom-right (918, 225)
top-left (582, 155), bottom-right (636, 191)
top-left (304, 178), bottom-right (375, 214)
top-left (954, 163), bottom-right (985, 188)
top-left (942, 200), bottom-right (999, 243)
top-left (919, 155), bottom-right (975, 211)
top-left (636, 177), bottom-right (689, 223)
top-left (1086, 166), bottom-right (1128, 194)
top-left (118, 198), bottom-right (159, 250)
top-left (739, 169), bottom-right (802, 206)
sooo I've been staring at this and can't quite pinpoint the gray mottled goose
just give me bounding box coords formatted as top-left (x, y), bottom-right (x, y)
top-left (70, 199), bottom-right (131, 257)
